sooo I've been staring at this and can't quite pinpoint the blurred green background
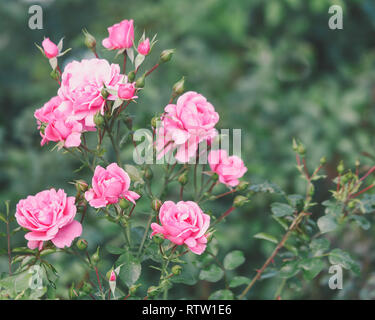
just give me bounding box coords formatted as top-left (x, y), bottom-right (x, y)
top-left (1, 0), bottom-right (375, 299)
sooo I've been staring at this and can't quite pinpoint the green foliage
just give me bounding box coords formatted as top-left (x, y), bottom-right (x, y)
top-left (1, 0), bottom-right (375, 300)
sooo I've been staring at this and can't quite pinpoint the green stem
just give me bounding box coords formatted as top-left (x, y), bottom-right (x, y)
top-left (138, 213), bottom-right (154, 258)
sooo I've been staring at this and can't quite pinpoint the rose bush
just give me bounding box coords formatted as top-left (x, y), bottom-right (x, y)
top-left (0, 16), bottom-right (374, 302)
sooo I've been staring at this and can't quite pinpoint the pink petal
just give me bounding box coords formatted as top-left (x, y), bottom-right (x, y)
top-left (51, 220), bottom-right (82, 248)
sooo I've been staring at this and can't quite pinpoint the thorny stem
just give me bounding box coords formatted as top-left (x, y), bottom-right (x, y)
top-left (138, 212), bottom-right (154, 258)
top-left (239, 211), bottom-right (308, 299)
top-left (6, 219), bottom-right (11, 275)
top-left (145, 63), bottom-right (159, 77)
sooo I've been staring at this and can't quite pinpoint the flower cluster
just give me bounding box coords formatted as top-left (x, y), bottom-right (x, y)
top-left (18, 18), bottom-right (247, 258)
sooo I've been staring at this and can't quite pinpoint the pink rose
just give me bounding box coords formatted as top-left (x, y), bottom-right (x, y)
top-left (102, 19), bottom-right (134, 50)
top-left (118, 82), bottom-right (136, 100)
top-left (15, 189), bottom-right (82, 250)
top-left (137, 38), bottom-right (150, 55)
top-left (151, 201), bottom-right (210, 255)
top-left (156, 91), bottom-right (219, 163)
top-left (58, 59), bottom-right (123, 127)
top-left (42, 38), bottom-right (59, 59)
top-left (34, 97), bottom-right (83, 148)
top-left (85, 163), bottom-right (140, 208)
top-left (208, 149), bottom-right (247, 187)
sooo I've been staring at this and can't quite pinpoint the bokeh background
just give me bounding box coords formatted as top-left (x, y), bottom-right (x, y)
top-left (1, 0), bottom-right (375, 299)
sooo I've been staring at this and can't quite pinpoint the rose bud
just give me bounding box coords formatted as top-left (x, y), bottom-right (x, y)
top-left (233, 195), bottom-right (250, 208)
top-left (160, 49), bottom-right (175, 63)
top-left (138, 38), bottom-right (150, 56)
top-left (75, 180), bottom-right (88, 193)
top-left (82, 28), bottom-right (96, 50)
top-left (151, 198), bottom-right (162, 212)
top-left (76, 239), bottom-right (88, 251)
top-left (172, 77), bottom-right (185, 95)
top-left (118, 83), bottom-right (136, 100)
top-left (42, 38), bottom-right (59, 59)
top-left (171, 265), bottom-right (182, 275)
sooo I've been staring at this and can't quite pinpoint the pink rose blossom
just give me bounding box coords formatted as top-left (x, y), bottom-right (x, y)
top-left (58, 59), bottom-right (123, 127)
top-left (156, 91), bottom-right (219, 163)
top-left (85, 163), bottom-right (140, 208)
top-left (118, 82), bottom-right (137, 100)
top-left (34, 97), bottom-right (83, 148)
top-left (109, 270), bottom-right (116, 282)
top-left (15, 189), bottom-right (82, 250)
top-left (102, 19), bottom-right (134, 50)
top-left (151, 201), bottom-right (210, 255)
top-left (208, 149), bottom-right (247, 187)
top-left (137, 38), bottom-right (150, 55)
top-left (42, 38), bottom-right (59, 59)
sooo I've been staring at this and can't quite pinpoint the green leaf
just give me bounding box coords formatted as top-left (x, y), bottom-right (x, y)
top-left (253, 232), bottom-right (278, 244)
top-left (310, 238), bottom-right (330, 256)
top-left (0, 213), bottom-right (7, 224)
top-left (118, 252), bottom-right (142, 287)
top-left (124, 164), bottom-right (144, 186)
top-left (106, 245), bottom-right (126, 255)
top-left (351, 215), bottom-right (371, 230)
top-left (329, 249), bottom-right (360, 275)
top-left (199, 264), bottom-right (224, 282)
top-left (271, 202), bottom-right (294, 217)
top-left (208, 289), bottom-right (234, 300)
top-left (317, 215), bottom-right (338, 234)
top-left (229, 276), bottom-right (250, 288)
top-left (249, 181), bottom-right (284, 195)
top-left (223, 250), bottom-right (245, 270)
top-left (300, 258), bottom-right (325, 280)
top-left (279, 260), bottom-right (300, 278)
top-left (0, 271), bottom-right (33, 293)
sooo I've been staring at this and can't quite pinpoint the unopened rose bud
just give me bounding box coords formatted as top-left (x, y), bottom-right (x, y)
top-left (178, 171), bottom-right (189, 185)
top-left (160, 49), bottom-right (175, 63)
top-left (129, 284), bottom-right (139, 295)
top-left (91, 247), bottom-right (100, 265)
top-left (82, 29), bottom-right (96, 50)
top-left (151, 116), bottom-right (160, 128)
top-left (76, 238), bottom-right (88, 250)
top-left (109, 270), bottom-right (116, 282)
top-left (50, 68), bottom-right (60, 81)
top-left (233, 195), bottom-right (249, 208)
top-left (144, 167), bottom-right (153, 180)
top-left (348, 201), bottom-right (356, 209)
top-left (355, 159), bottom-right (360, 168)
top-left (236, 181), bottom-right (249, 192)
top-left (42, 38), bottom-right (59, 59)
top-left (138, 38), bottom-right (150, 56)
top-left (292, 138), bottom-right (298, 152)
top-left (172, 77), bottom-right (185, 95)
top-left (320, 157), bottom-right (327, 165)
top-left (101, 87), bottom-right (109, 99)
top-left (297, 143), bottom-right (306, 156)
top-left (118, 83), bottom-right (136, 100)
top-left (147, 286), bottom-right (160, 297)
top-left (94, 113), bottom-right (104, 127)
top-left (75, 180), bottom-right (88, 193)
top-left (119, 198), bottom-right (130, 210)
top-left (337, 161), bottom-right (344, 174)
top-left (153, 233), bottom-right (164, 244)
top-left (135, 74), bottom-right (146, 88)
top-left (151, 198), bottom-right (162, 212)
top-left (127, 71), bottom-right (135, 83)
top-left (171, 265), bottom-right (182, 275)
